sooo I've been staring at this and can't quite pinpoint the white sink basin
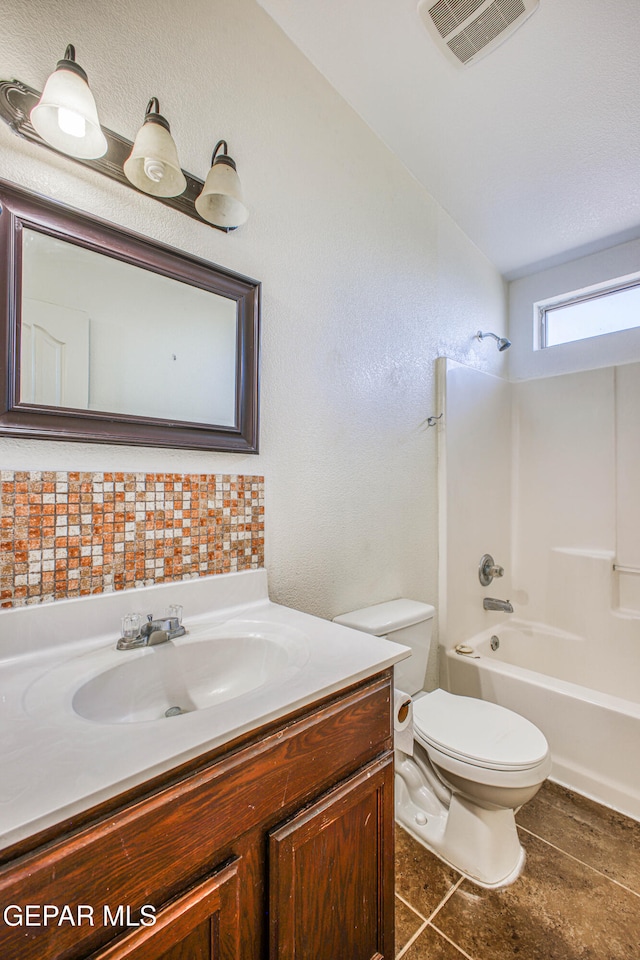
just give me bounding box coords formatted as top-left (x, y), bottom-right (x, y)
top-left (25, 620), bottom-right (310, 725)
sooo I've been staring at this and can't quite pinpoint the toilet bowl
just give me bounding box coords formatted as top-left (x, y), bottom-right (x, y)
top-left (334, 599), bottom-right (551, 888)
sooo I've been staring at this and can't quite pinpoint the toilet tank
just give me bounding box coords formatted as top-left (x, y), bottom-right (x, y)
top-left (333, 599), bottom-right (435, 695)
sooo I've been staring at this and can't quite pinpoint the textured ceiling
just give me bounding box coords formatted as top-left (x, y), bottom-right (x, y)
top-left (257, 0), bottom-right (640, 278)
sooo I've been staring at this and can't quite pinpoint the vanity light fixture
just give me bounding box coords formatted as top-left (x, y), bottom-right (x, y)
top-left (195, 140), bottom-right (249, 229)
top-left (0, 47), bottom-right (248, 232)
top-left (123, 98), bottom-right (187, 198)
top-left (29, 45), bottom-right (107, 160)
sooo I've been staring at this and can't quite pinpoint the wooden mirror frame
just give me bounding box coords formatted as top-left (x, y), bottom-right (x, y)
top-left (0, 180), bottom-right (260, 452)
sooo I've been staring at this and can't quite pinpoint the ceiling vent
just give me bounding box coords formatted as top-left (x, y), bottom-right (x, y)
top-left (418, 0), bottom-right (539, 67)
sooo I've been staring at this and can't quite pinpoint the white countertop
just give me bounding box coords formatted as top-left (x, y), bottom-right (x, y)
top-left (0, 571), bottom-right (409, 851)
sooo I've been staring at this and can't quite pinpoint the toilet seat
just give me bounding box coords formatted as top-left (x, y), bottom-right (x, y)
top-left (412, 689), bottom-right (549, 772)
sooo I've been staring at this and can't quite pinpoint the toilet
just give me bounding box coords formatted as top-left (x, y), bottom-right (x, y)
top-left (334, 599), bottom-right (551, 888)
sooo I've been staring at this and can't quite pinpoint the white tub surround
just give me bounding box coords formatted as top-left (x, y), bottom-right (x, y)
top-left (439, 356), bottom-right (640, 824)
top-left (0, 570), bottom-right (409, 851)
top-left (444, 619), bottom-right (640, 822)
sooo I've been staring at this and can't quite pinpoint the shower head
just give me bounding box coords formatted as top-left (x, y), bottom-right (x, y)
top-left (477, 330), bottom-right (512, 351)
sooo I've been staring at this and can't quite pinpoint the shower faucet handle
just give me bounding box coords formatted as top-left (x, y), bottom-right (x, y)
top-left (479, 554), bottom-right (504, 586)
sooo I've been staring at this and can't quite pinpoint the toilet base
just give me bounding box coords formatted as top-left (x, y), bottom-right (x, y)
top-left (395, 758), bottom-right (526, 888)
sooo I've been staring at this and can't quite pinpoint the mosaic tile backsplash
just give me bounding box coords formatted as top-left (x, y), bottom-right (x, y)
top-left (0, 471), bottom-right (264, 608)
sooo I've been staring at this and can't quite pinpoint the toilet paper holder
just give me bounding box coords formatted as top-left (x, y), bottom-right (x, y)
top-left (397, 698), bottom-right (411, 724)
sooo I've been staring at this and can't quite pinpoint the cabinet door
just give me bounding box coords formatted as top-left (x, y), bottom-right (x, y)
top-left (269, 754), bottom-right (394, 960)
top-left (88, 858), bottom-right (240, 960)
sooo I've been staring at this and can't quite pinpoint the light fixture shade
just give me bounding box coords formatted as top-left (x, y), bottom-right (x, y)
top-left (30, 46), bottom-right (107, 159)
top-left (195, 140), bottom-right (248, 229)
top-left (123, 99), bottom-right (186, 198)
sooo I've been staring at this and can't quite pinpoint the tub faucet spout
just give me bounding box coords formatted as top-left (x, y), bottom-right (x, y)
top-left (483, 597), bottom-right (513, 613)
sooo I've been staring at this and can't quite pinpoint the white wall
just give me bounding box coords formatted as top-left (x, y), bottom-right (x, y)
top-left (506, 233), bottom-right (640, 626)
top-left (0, 0), bottom-right (506, 643)
top-left (510, 363), bottom-right (640, 689)
top-left (509, 236), bottom-right (640, 381)
top-left (616, 364), bottom-right (640, 576)
top-left (511, 368), bottom-right (617, 626)
top-left (441, 356), bottom-right (640, 683)
top-left (438, 359), bottom-right (512, 651)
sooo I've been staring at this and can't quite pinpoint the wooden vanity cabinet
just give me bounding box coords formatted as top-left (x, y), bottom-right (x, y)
top-left (89, 858), bottom-right (242, 960)
top-left (0, 670), bottom-right (394, 960)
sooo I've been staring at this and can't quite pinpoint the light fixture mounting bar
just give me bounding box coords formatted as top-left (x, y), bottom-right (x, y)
top-left (0, 79), bottom-right (232, 232)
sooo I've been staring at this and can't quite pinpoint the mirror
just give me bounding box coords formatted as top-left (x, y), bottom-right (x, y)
top-left (0, 180), bottom-right (260, 452)
top-left (21, 230), bottom-right (239, 425)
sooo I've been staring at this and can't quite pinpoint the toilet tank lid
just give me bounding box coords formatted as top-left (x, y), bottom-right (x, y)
top-left (333, 599), bottom-right (435, 636)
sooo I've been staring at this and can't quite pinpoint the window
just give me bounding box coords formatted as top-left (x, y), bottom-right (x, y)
top-left (536, 275), bottom-right (640, 349)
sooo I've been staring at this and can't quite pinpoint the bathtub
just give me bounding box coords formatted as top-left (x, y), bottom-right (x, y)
top-left (443, 620), bottom-right (640, 822)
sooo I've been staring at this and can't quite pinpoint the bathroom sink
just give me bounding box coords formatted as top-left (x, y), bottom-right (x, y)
top-left (25, 620), bottom-right (310, 725)
top-left (74, 634), bottom-right (289, 723)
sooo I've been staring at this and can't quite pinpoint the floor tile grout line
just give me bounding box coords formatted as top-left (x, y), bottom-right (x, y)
top-left (395, 890), bottom-right (427, 923)
top-left (395, 877), bottom-right (465, 960)
top-left (395, 918), bottom-right (428, 959)
top-left (425, 875), bottom-right (466, 924)
top-left (517, 825), bottom-right (640, 899)
top-left (430, 921), bottom-right (480, 960)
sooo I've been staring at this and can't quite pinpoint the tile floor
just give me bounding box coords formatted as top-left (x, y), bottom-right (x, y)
top-left (395, 780), bottom-right (640, 959)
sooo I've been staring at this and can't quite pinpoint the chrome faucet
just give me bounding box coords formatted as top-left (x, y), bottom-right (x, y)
top-left (478, 554), bottom-right (504, 586)
top-left (117, 613), bottom-right (186, 650)
top-left (483, 597), bottom-right (513, 614)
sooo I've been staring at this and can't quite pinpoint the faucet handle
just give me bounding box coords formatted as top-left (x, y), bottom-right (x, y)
top-left (479, 554), bottom-right (504, 586)
top-left (140, 613), bottom-right (156, 637)
top-left (167, 603), bottom-right (183, 624)
top-left (121, 613), bottom-right (143, 640)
